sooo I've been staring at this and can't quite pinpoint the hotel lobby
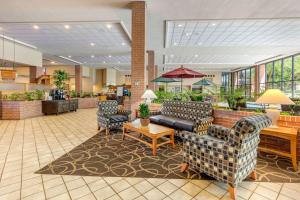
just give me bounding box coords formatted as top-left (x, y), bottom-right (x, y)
top-left (0, 0), bottom-right (300, 200)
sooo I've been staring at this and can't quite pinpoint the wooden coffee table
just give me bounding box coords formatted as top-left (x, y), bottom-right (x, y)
top-left (122, 119), bottom-right (175, 156)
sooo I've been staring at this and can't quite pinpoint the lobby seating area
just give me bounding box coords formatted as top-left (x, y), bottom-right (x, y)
top-left (1, 0), bottom-right (300, 200)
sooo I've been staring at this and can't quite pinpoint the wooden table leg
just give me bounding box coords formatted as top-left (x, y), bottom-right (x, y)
top-left (152, 138), bottom-right (157, 156)
top-left (291, 137), bottom-right (298, 171)
top-left (171, 130), bottom-right (175, 148)
top-left (122, 127), bottom-right (125, 140)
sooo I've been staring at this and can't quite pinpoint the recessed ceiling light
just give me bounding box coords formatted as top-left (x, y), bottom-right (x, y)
top-left (33, 25), bottom-right (39, 30)
top-left (173, 42), bottom-right (177, 46)
top-left (185, 33), bottom-right (190, 36)
top-left (194, 54), bottom-right (199, 58)
top-left (121, 42), bottom-right (126, 46)
top-left (91, 55), bottom-right (95, 58)
top-left (64, 25), bottom-right (70, 29)
top-left (118, 61), bottom-right (121, 64)
top-left (90, 42), bottom-right (95, 46)
top-left (68, 55), bottom-right (72, 58)
top-left (211, 23), bottom-right (216, 26)
top-left (108, 55), bottom-right (112, 58)
top-left (106, 24), bottom-right (112, 29)
top-left (103, 61), bottom-right (106, 63)
top-left (51, 61), bottom-right (56, 64)
top-left (170, 54), bottom-right (174, 58)
top-left (177, 24), bottom-right (183, 27)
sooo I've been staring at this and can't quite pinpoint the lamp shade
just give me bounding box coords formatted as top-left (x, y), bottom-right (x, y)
top-left (141, 89), bottom-right (157, 99)
top-left (256, 89), bottom-right (295, 105)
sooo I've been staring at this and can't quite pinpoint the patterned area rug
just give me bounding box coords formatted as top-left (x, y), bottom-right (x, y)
top-left (36, 131), bottom-right (300, 182)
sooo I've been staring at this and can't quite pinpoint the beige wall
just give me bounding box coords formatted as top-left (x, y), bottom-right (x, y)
top-left (15, 66), bottom-right (30, 83)
top-left (116, 70), bottom-right (131, 85)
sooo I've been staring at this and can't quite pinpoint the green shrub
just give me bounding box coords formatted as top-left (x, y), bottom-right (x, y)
top-left (139, 103), bottom-right (150, 119)
top-left (6, 90), bottom-right (45, 101)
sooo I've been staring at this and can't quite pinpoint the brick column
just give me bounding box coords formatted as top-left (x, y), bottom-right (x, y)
top-left (129, 1), bottom-right (146, 118)
top-left (147, 50), bottom-right (157, 91)
top-left (75, 65), bottom-right (82, 93)
top-left (254, 65), bottom-right (259, 98)
top-left (29, 66), bottom-right (43, 83)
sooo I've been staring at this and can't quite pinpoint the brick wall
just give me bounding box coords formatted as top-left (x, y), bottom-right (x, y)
top-left (0, 100), bottom-right (42, 120)
top-left (78, 97), bottom-right (99, 109)
top-left (213, 109), bottom-right (300, 160)
top-left (129, 1), bottom-right (146, 119)
top-left (75, 65), bottom-right (82, 93)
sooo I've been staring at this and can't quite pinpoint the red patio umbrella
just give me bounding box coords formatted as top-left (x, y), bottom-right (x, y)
top-left (161, 65), bottom-right (206, 92)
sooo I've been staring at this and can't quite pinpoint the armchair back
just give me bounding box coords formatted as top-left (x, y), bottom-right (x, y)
top-left (98, 100), bottom-right (118, 116)
top-left (161, 101), bottom-right (212, 121)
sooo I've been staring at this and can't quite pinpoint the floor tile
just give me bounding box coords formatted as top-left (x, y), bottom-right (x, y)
top-left (180, 182), bottom-right (202, 197)
top-left (254, 185), bottom-right (278, 200)
top-left (118, 187), bottom-right (140, 200)
top-left (194, 190), bottom-right (219, 200)
top-left (94, 186), bottom-right (116, 200)
top-left (157, 181), bottom-right (178, 195)
top-left (144, 188), bottom-right (166, 200)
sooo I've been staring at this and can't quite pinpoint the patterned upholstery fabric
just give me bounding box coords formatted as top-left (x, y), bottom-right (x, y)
top-left (181, 115), bottom-right (272, 187)
top-left (160, 101), bottom-right (214, 134)
top-left (97, 100), bottom-right (131, 130)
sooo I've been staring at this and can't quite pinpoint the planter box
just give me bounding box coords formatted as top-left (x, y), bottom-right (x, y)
top-left (78, 97), bottom-right (99, 109)
top-left (0, 100), bottom-right (42, 120)
top-left (213, 109), bottom-right (300, 160)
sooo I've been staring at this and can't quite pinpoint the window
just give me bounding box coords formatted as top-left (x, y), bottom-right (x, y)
top-left (294, 55), bottom-right (300, 97)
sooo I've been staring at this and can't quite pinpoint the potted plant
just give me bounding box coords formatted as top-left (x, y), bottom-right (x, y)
top-left (139, 103), bottom-right (150, 126)
top-left (53, 70), bottom-right (68, 90)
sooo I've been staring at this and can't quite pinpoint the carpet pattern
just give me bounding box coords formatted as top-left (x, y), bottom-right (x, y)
top-left (36, 131), bottom-right (300, 182)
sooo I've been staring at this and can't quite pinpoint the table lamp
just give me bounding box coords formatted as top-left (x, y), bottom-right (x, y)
top-left (256, 89), bottom-right (294, 128)
top-left (141, 89), bottom-right (157, 105)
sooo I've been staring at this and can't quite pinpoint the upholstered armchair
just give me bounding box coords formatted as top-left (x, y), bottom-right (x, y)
top-left (180, 115), bottom-right (272, 199)
top-left (97, 100), bottom-right (131, 135)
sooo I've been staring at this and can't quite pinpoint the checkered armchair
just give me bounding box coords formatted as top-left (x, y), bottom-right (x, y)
top-left (97, 100), bottom-right (131, 135)
top-left (181, 115), bottom-right (272, 199)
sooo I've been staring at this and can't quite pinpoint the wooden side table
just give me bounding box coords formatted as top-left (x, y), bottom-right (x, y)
top-left (259, 127), bottom-right (298, 171)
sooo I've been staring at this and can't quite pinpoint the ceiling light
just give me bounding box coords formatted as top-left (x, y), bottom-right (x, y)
top-left (33, 25), bottom-right (39, 30)
top-left (64, 25), bottom-right (70, 29)
top-left (68, 55), bottom-right (72, 58)
top-left (108, 55), bottom-right (112, 58)
top-left (118, 61), bottom-right (120, 64)
top-left (51, 61), bottom-right (56, 64)
top-left (211, 23), bottom-right (216, 26)
top-left (170, 54), bottom-right (174, 58)
top-left (91, 55), bottom-right (95, 58)
top-left (185, 33), bottom-right (190, 36)
top-left (106, 24), bottom-right (112, 29)
top-left (173, 42), bottom-right (177, 46)
top-left (103, 61), bottom-right (106, 63)
top-left (121, 42), bottom-right (126, 46)
top-left (194, 54), bottom-right (199, 58)
top-left (90, 42), bottom-right (95, 46)
top-left (177, 24), bottom-right (183, 27)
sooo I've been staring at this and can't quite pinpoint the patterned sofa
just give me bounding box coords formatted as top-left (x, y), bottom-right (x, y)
top-left (149, 101), bottom-right (214, 135)
top-left (180, 115), bottom-right (272, 199)
top-left (97, 100), bottom-right (131, 135)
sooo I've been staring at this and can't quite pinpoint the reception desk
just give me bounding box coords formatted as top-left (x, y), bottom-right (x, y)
top-left (42, 99), bottom-right (78, 115)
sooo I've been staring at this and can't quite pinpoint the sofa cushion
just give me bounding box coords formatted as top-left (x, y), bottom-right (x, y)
top-left (159, 116), bottom-right (178, 127)
top-left (149, 115), bottom-right (164, 124)
top-left (109, 115), bottom-right (128, 123)
top-left (174, 119), bottom-right (194, 132)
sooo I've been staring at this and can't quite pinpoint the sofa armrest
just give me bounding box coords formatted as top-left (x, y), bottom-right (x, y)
top-left (207, 125), bottom-right (231, 141)
top-left (195, 117), bottom-right (214, 134)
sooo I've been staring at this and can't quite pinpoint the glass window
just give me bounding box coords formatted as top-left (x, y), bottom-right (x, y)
top-left (245, 68), bottom-right (251, 84)
top-left (283, 57), bottom-right (292, 81)
top-left (266, 62), bottom-right (273, 83)
top-left (294, 81), bottom-right (300, 97)
top-left (273, 60), bottom-right (282, 82)
top-left (294, 55), bottom-right (300, 81)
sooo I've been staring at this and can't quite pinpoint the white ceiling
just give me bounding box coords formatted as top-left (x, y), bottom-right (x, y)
top-left (1, 0), bottom-right (300, 72)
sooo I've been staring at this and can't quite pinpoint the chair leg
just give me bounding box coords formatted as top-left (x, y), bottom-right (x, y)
top-left (180, 163), bottom-right (189, 173)
top-left (250, 170), bottom-right (257, 180)
top-left (97, 125), bottom-right (100, 130)
top-left (228, 185), bottom-right (237, 200)
top-left (105, 128), bottom-right (109, 136)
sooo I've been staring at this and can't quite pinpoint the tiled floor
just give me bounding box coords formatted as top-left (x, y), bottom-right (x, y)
top-left (0, 108), bottom-right (299, 200)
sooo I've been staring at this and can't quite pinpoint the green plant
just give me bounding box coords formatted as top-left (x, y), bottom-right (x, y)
top-left (226, 88), bottom-right (246, 110)
top-left (53, 70), bottom-right (68, 90)
top-left (153, 91), bottom-right (175, 104)
top-left (139, 103), bottom-right (150, 119)
top-left (6, 90), bottom-right (44, 101)
top-left (70, 90), bottom-right (78, 98)
top-left (7, 93), bottom-right (25, 101)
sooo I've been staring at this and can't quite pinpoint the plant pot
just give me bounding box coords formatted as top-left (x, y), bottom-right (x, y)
top-left (140, 118), bottom-right (150, 126)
